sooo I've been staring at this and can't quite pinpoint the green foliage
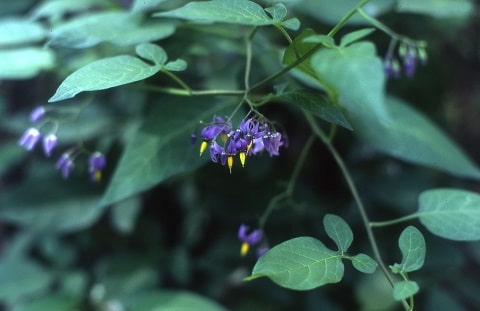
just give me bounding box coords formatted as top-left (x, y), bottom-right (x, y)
top-left (0, 18), bottom-right (46, 45)
top-left (396, 0), bottom-right (474, 18)
top-left (393, 280), bottom-right (420, 301)
top-left (391, 226), bottom-right (426, 273)
top-left (351, 254), bottom-right (378, 274)
top-left (323, 214), bottom-right (353, 253)
top-left (0, 48), bottom-right (55, 79)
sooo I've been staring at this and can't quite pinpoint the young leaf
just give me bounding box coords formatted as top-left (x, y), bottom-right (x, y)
top-left (391, 226), bottom-right (426, 273)
top-left (323, 214), bottom-right (353, 253)
top-left (48, 55), bottom-right (161, 102)
top-left (393, 280), bottom-right (419, 301)
top-left (265, 3), bottom-right (287, 21)
top-left (135, 43), bottom-right (168, 65)
top-left (339, 28), bottom-right (375, 47)
top-left (417, 188), bottom-right (480, 241)
top-left (247, 237), bottom-right (344, 290)
top-left (164, 59), bottom-right (188, 71)
top-left (351, 254), bottom-right (377, 274)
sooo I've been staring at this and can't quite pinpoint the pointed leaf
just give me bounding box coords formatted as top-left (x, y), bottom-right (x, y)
top-left (48, 55), bottom-right (161, 102)
top-left (247, 237), bottom-right (344, 290)
top-left (417, 188), bottom-right (480, 241)
top-left (393, 280), bottom-right (419, 301)
top-left (392, 226), bottom-right (425, 273)
top-left (135, 43), bottom-right (167, 65)
top-left (323, 214), bottom-right (353, 252)
top-left (351, 254), bottom-right (377, 274)
top-left (339, 28), bottom-right (375, 47)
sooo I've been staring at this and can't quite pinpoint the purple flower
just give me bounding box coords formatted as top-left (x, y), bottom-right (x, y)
top-left (402, 49), bottom-right (417, 78)
top-left (238, 224), bottom-right (263, 256)
top-left (209, 141), bottom-right (223, 163)
top-left (18, 128), bottom-right (41, 151)
top-left (384, 57), bottom-right (401, 78)
top-left (263, 132), bottom-right (284, 157)
top-left (88, 152), bottom-right (106, 182)
top-left (56, 153), bottom-right (74, 179)
top-left (42, 134), bottom-right (57, 157)
top-left (29, 106), bottom-right (46, 122)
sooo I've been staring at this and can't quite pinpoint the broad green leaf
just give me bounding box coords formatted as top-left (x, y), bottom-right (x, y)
top-left (131, 0), bottom-right (168, 12)
top-left (417, 189), bottom-right (480, 240)
top-left (351, 254), bottom-right (377, 274)
top-left (351, 96), bottom-right (480, 179)
top-left (339, 28), bottom-right (375, 47)
top-left (12, 294), bottom-right (79, 311)
top-left (122, 290), bottom-right (228, 311)
top-left (0, 18), bottom-right (46, 46)
top-left (283, 29), bottom-right (322, 81)
top-left (247, 237), bottom-right (344, 290)
top-left (135, 43), bottom-right (168, 65)
top-left (393, 280), bottom-right (419, 301)
top-left (396, 0), bottom-right (473, 19)
top-left (164, 59), bottom-right (188, 71)
top-left (323, 214), bottom-right (353, 252)
top-left (391, 226), bottom-right (425, 273)
top-left (97, 98), bottom-right (234, 208)
top-left (48, 55), bottom-right (161, 102)
top-left (0, 48), bottom-right (55, 79)
top-left (110, 196), bottom-right (142, 234)
top-left (30, 0), bottom-right (111, 20)
top-left (154, 0), bottom-right (294, 28)
top-left (276, 89), bottom-right (352, 130)
top-left (48, 12), bottom-right (175, 48)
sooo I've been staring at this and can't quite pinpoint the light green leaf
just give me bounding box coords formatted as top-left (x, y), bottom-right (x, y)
top-left (97, 98), bottom-right (234, 209)
top-left (281, 18), bottom-right (301, 31)
top-left (164, 59), bottom-right (188, 71)
top-left (391, 226), bottom-right (425, 273)
top-left (154, 0), bottom-right (287, 27)
top-left (339, 28), bottom-right (375, 47)
top-left (351, 254), bottom-right (377, 274)
top-left (265, 3), bottom-right (287, 21)
top-left (48, 55), bottom-right (161, 102)
top-left (135, 43), bottom-right (167, 65)
top-left (30, 0), bottom-right (111, 20)
top-left (351, 96), bottom-right (480, 179)
top-left (131, 0), bottom-right (168, 12)
top-left (417, 189), bottom-right (480, 241)
top-left (122, 290), bottom-right (228, 311)
top-left (283, 29), bottom-right (321, 80)
top-left (0, 18), bottom-right (46, 46)
top-left (110, 196), bottom-right (142, 234)
top-left (396, 0), bottom-right (473, 19)
top-left (323, 214), bottom-right (353, 252)
top-left (0, 48), bottom-right (55, 79)
top-left (247, 237), bottom-right (344, 290)
top-left (393, 280), bottom-right (419, 301)
top-left (303, 34), bottom-right (335, 47)
top-left (276, 89), bottom-right (352, 130)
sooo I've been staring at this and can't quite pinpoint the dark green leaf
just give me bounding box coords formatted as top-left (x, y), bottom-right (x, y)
top-left (323, 214), bottom-right (353, 252)
top-left (339, 28), bottom-right (375, 47)
top-left (12, 294), bottom-right (79, 311)
top-left (396, 0), bottom-right (473, 19)
top-left (247, 237), bottom-right (344, 290)
top-left (418, 188), bottom-right (480, 240)
top-left (393, 280), bottom-right (419, 301)
top-left (351, 254), bottom-right (377, 274)
top-left (391, 226), bottom-right (425, 273)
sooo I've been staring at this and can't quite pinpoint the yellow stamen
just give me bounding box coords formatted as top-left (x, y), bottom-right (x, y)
top-left (227, 156), bottom-right (233, 173)
top-left (239, 152), bottom-right (246, 168)
top-left (199, 141), bottom-right (208, 156)
top-left (94, 170), bottom-right (102, 182)
top-left (247, 140), bottom-right (253, 153)
top-left (240, 242), bottom-right (250, 256)
top-left (221, 134), bottom-right (227, 143)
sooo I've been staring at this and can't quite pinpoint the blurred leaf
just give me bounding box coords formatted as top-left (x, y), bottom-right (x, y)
top-left (47, 12), bottom-right (175, 48)
top-left (11, 294), bottom-right (79, 311)
top-left (0, 142), bottom-right (26, 176)
top-left (391, 226), bottom-right (426, 273)
top-left (276, 89), bottom-right (352, 130)
top-left (0, 48), bottom-right (55, 79)
top-left (283, 28), bottom-right (320, 81)
top-left (122, 290), bottom-right (228, 311)
top-left (393, 280), bottom-right (419, 301)
top-left (351, 96), bottom-right (480, 179)
top-left (131, 0), bottom-right (168, 12)
top-left (396, 0), bottom-right (473, 19)
top-left (136, 43), bottom-right (168, 65)
top-left (339, 28), bottom-right (375, 47)
top-left (110, 196), bottom-right (142, 234)
top-left (351, 254), bottom-right (377, 274)
top-left (247, 237), bottom-right (344, 290)
top-left (323, 214), bottom-right (353, 252)
top-left (0, 18), bottom-right (46, 46)
top-left (164, 59), bottom-right (188, 71)
top-left (417, 188), bottom-right (480, 240)
top-left (97, 98), bottom-right (234, 208)
top-left (30, 0), bottom-right (111, 20)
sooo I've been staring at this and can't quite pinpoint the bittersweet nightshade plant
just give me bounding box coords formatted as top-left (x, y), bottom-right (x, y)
top-left (42, 133), bottom-right (57, 157)
top-left (238, 224), bottom-right (263, 256)
top-left (18, 127), bottom-right (41, 151)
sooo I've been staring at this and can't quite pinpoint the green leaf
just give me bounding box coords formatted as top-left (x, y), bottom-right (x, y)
top-left (0, 18), bottom-right (46, 46)
top-left (339, 28), bottom-right (375, 47)
top-left (131, 0), bottom-right (168, 12)
top-left (265, 3), bottom-right (287, 21)
top-left (283, 29), bottom-right (321, 81)
top-left (97, 98), bottom-right (234, 208)
top-left (122, 290), bottom-right (228, 311)
top-left (351, 254), bottom-right (377, 274)
top-left (48, 55), bottom-right (161, 102)
top-left (393, 280), bottom-right (419, 301)
top-left (164, 59), bottom-right (188, 71)
top-left (323, 214), bottom-right (353, 252)
top-left (396, 0), bottom-right (473, 19)
top-left (12, 294), bottom-right (79, 311)
top-left (247, 237), bottom-right (344, 290)
top-left (351, 96), bottom-right (480, 179)
top-left (0, 48), bottom-right (55, 79)
top-left (110, 196), bottom-right (142, 234)
top-left (30, 0), bottom-right (111, 20)
top-left (303, 34), bottom-right (335, 47)
top-left (417, 188), bottom-right (480, 241)
top-left (135, 43), bottom-right (168, 65)
top-left (391, 226), bottom-right (426, 273)
top-left (154, 0), bottom-right (288, 27)
top-left (276, 89), bottom-right (352, 130)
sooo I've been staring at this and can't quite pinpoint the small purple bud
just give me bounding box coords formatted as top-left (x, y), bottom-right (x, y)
top-left (88, 152), bottom-right (106, 182)
top-left (42, 134), bottom-right (57, 157)
top-left (29, 106), bottom-right (46, 122)
top-left (238, 224), bottom-right (263, 245)
top-left (56, 153), bottom-right (74, 179)
top-left (18, 128), bottom-right (41, 151)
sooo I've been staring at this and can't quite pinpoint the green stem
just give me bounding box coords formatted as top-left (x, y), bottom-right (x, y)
top-left (304, 111), bottom-right (411, 311)
top-left (140, 85), bottom-right (245, 96)
top-left (370, 214), bottom-right (419, 228)
top-left (244, 27), bottom-right (258, 91)
top-left (161, 70), bottom-right (193, 94)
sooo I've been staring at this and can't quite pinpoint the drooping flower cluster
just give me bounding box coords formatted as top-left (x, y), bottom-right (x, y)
top-left (238, 224), bottom-right (268, 257)
top-left (18, 106), bottom-right (106, 181)
top-left (197, 115), bottom-right (287, 173)
top-left (384, 42), bottom-right (427, 78)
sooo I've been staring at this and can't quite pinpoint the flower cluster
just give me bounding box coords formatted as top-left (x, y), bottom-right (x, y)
top-left (384, 42), bottom-right (427, 78)
top-left (238, 224), bottom-right (268, 257)
top-left (18, 106), bottom-right (106, 181)
top-left (197, 115), bottom-right (287, 173)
